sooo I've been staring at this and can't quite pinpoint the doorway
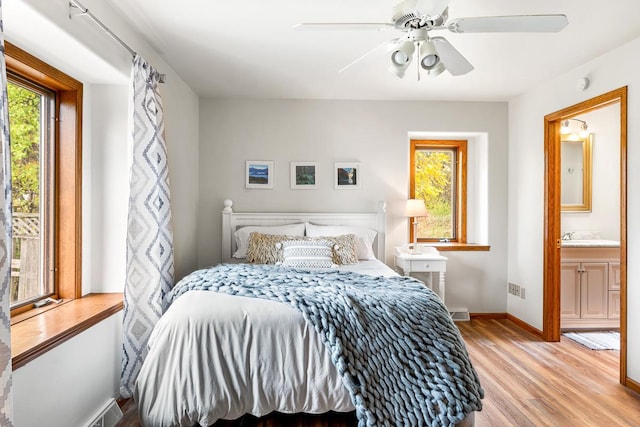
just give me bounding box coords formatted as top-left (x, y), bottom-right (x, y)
top-left (542, 87), bottom-right (627, 384)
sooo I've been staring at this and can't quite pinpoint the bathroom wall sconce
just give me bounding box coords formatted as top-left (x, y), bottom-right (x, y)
top-left (561, 118), bottom-right (589, 137)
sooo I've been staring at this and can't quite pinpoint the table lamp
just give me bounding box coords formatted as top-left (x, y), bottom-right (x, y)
top-left (405, 199), bottom-right (428, 254)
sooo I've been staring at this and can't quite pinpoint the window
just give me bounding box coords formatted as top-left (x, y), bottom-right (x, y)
top-left (410, 139), bottom-right (467, 243)
top-left (7, 42), bottom-right (83, 315)
top-left (8, 75), bottom-right (55, 307)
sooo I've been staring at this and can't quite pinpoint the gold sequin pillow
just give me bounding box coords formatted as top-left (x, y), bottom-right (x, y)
top-left (246, 232), bottom-right (301, 264)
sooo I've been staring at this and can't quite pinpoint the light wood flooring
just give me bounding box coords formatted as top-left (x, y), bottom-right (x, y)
top-left (117, 319), bottom-right (640, 426)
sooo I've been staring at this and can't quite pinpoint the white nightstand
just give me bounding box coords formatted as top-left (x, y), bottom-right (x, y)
top-left (394, 245), bottom-right (448, 304)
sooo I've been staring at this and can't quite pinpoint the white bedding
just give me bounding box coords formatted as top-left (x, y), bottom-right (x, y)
top-left (135, 260), bottom-right (393, 426)
top-left (134, 260), bottom-right (475, 427)
top-left (338, 259), bottom-right (397, 277)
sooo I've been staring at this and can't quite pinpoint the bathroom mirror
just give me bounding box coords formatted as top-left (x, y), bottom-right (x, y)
top-left (561, 134), bottom-right (592, 212)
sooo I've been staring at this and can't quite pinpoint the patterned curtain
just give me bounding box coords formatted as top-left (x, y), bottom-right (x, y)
top-left (121, 55), bottom-right (174, 397)
top-left (0, 1), bottom-right (13, 425)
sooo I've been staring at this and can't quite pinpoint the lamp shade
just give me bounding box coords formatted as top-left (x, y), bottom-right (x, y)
top-left (405, 199), bottom-right (428, 217)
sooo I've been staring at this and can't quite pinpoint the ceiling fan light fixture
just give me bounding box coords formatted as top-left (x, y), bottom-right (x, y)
top-left (425, 61), bottom-right (445, 77)
top-left (388, 40), bottom-right (415, 78)
top-left (389, 64), bottom-right (408, 78)
top-left (419, 40), bottom-right (440, 70)
top-left (389, 40), bottom-right (415, 66)
top-left (295, 4), bottom-right (568, 81)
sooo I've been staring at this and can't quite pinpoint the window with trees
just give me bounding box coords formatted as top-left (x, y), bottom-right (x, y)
top-left (410, 139), bottom-right (467, 243)
top-left (8, 74), bottom-right (55, 307)
top-left (7, 42), bottom-right (83, 315)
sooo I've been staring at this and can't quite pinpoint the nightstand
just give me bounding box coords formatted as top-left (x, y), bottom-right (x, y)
top-left (394, 246), bottom-right (448, 304)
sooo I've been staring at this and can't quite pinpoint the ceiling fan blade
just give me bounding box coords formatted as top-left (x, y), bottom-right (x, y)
top-left (415, 0), bottom-right (449, 17)
top-left (338, 41), bottom-right (389, 73)
top-left (431, 37), bottom-right (474, 76)
top-left (293, 22), bottom-right (394, 31)
top-left (448, 14), bottom-right (568, 33)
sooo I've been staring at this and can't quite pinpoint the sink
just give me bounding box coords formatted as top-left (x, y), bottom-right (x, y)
top-left (561, 239), bottom-right (620, 248)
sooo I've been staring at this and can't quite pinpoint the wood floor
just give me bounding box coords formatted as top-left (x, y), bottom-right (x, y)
top-left (117, 319), bottom-right (640, 426)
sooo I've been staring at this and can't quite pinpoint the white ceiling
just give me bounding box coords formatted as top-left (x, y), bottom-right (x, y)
top-left (103, 0), bottom-right (640, 101)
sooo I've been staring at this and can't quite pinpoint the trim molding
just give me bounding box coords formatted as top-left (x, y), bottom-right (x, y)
top-left (507, 313), bottom-right (543, 338)
top-left (470, 313), bottom-right (507, 320)
top-left (543, 87), bottom-right (628, 382)
top-left (410, 139), bottom-right (468, 243)
top-left (424, 243), bottom-right (490, 251)
top-left (6, 41), bottom-right (84, 309)
top-left (626, 377), bottom-right (640, 394)
top-left (11, 293), bottom-right (123, 370)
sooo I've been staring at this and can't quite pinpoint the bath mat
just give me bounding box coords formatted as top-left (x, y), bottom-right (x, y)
top-left (563, 331), bottom-right (620, 350)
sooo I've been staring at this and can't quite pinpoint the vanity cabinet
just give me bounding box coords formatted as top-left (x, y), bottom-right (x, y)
top-left (561, 247), bottom-right (619, 330)
top-left (608, 262), bottom-right (621, 319)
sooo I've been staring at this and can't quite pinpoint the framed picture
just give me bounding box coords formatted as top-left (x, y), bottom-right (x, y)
top-left (334, 162), bottom-right (361, 189)
top-left (290, 162), bottom-right (318, 189)
top-left (245, 160), bottom-right (274, 189)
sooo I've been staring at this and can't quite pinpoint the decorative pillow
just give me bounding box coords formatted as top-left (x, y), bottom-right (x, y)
top-left (319, 234), bottom-right (359, 265)
top-left (246, 232), bottom-right (299, 264)
top-left (233, 223), bottom-right (305, 258)
top-left (278, 240), bottom-right (336, 269)
top-left (305, 223), bottom-right (377, 260)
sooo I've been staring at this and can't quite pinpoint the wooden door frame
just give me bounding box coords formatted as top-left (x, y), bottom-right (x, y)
top-left (543, 86), bottom-right (627, 384)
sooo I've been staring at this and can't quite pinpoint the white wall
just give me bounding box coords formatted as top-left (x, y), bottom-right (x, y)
top-left (12, 313), bottom-right (123, 427)
top-left (85, 84), bottom-right (129, 294)
top-left (561, 104), bottom-right (621, 240)
top-left (199, 99), bottom-right (509, 313)
top-left (4, 0), bottom-right (200, 423)
top-left (508, 36), bottom-right (640, 382)
top-left (5, 0), bottom-right (201, 287)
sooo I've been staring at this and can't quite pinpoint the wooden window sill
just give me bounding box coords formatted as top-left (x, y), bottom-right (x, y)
top-left (11, 293), bottom-right (123, 370)
top-left (422, 243), bottom-right (491, 251)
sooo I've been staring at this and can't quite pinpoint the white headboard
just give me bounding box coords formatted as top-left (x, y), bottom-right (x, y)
top-left (221, 199), bottom-right (387, 261)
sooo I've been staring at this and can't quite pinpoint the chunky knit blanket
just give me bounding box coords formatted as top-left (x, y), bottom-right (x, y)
top-left (167, 263), bottom-right (484, 426)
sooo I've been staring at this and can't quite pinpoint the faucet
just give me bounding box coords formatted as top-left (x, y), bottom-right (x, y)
top-left (561, 231), bottom-right (574, 241)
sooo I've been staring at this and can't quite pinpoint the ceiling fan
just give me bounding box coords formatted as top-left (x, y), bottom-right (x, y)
top-left (294, 0), bottom-right (568, 80)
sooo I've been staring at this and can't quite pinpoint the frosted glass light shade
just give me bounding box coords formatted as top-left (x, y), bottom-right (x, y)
top-left (419, 41), bottom-right (440, 70)
top-left (390, 41), bottom-right (415, 66)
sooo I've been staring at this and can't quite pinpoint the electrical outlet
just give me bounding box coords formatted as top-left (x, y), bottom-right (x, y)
top-left (513, 284), bottom-right (521, 297)
top-left (520, 287), bottom-right (526, 299)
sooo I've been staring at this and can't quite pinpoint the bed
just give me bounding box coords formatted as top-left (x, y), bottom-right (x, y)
top-left (134, 200), bottom-right (483, 426)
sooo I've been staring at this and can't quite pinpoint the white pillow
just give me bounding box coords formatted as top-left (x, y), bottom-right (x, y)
top-left (304, 223), bottom-right (377, 260)
top-left (278, 240), bottom-right (336, 269)
top-left (233, 224), bottom-right (305, 258)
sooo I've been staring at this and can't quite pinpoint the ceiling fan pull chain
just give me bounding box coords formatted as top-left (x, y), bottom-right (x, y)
top-left (416, 41), bottom-right (421, 81)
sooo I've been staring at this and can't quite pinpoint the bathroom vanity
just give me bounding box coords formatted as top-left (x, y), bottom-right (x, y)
top-left (560, 240), bottom-right (620, 330)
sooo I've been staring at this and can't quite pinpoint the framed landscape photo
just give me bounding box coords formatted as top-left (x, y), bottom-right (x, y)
top-left (290, 162), bottom-right (318, 189)
top-left (334, 162), bottom-right (361, 189)
top-left (246, 160), bottom-right (274, 189)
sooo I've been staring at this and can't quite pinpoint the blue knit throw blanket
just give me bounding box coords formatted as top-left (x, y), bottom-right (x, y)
top-left (167, 264), bottom-right (484, 426)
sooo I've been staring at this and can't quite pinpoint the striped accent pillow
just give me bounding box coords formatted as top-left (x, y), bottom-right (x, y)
top-left (279, 240), bottom-right (336, 269)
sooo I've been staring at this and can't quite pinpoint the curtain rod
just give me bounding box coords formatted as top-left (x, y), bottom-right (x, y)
top-left (68, 0), bottom-right (166, 83)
